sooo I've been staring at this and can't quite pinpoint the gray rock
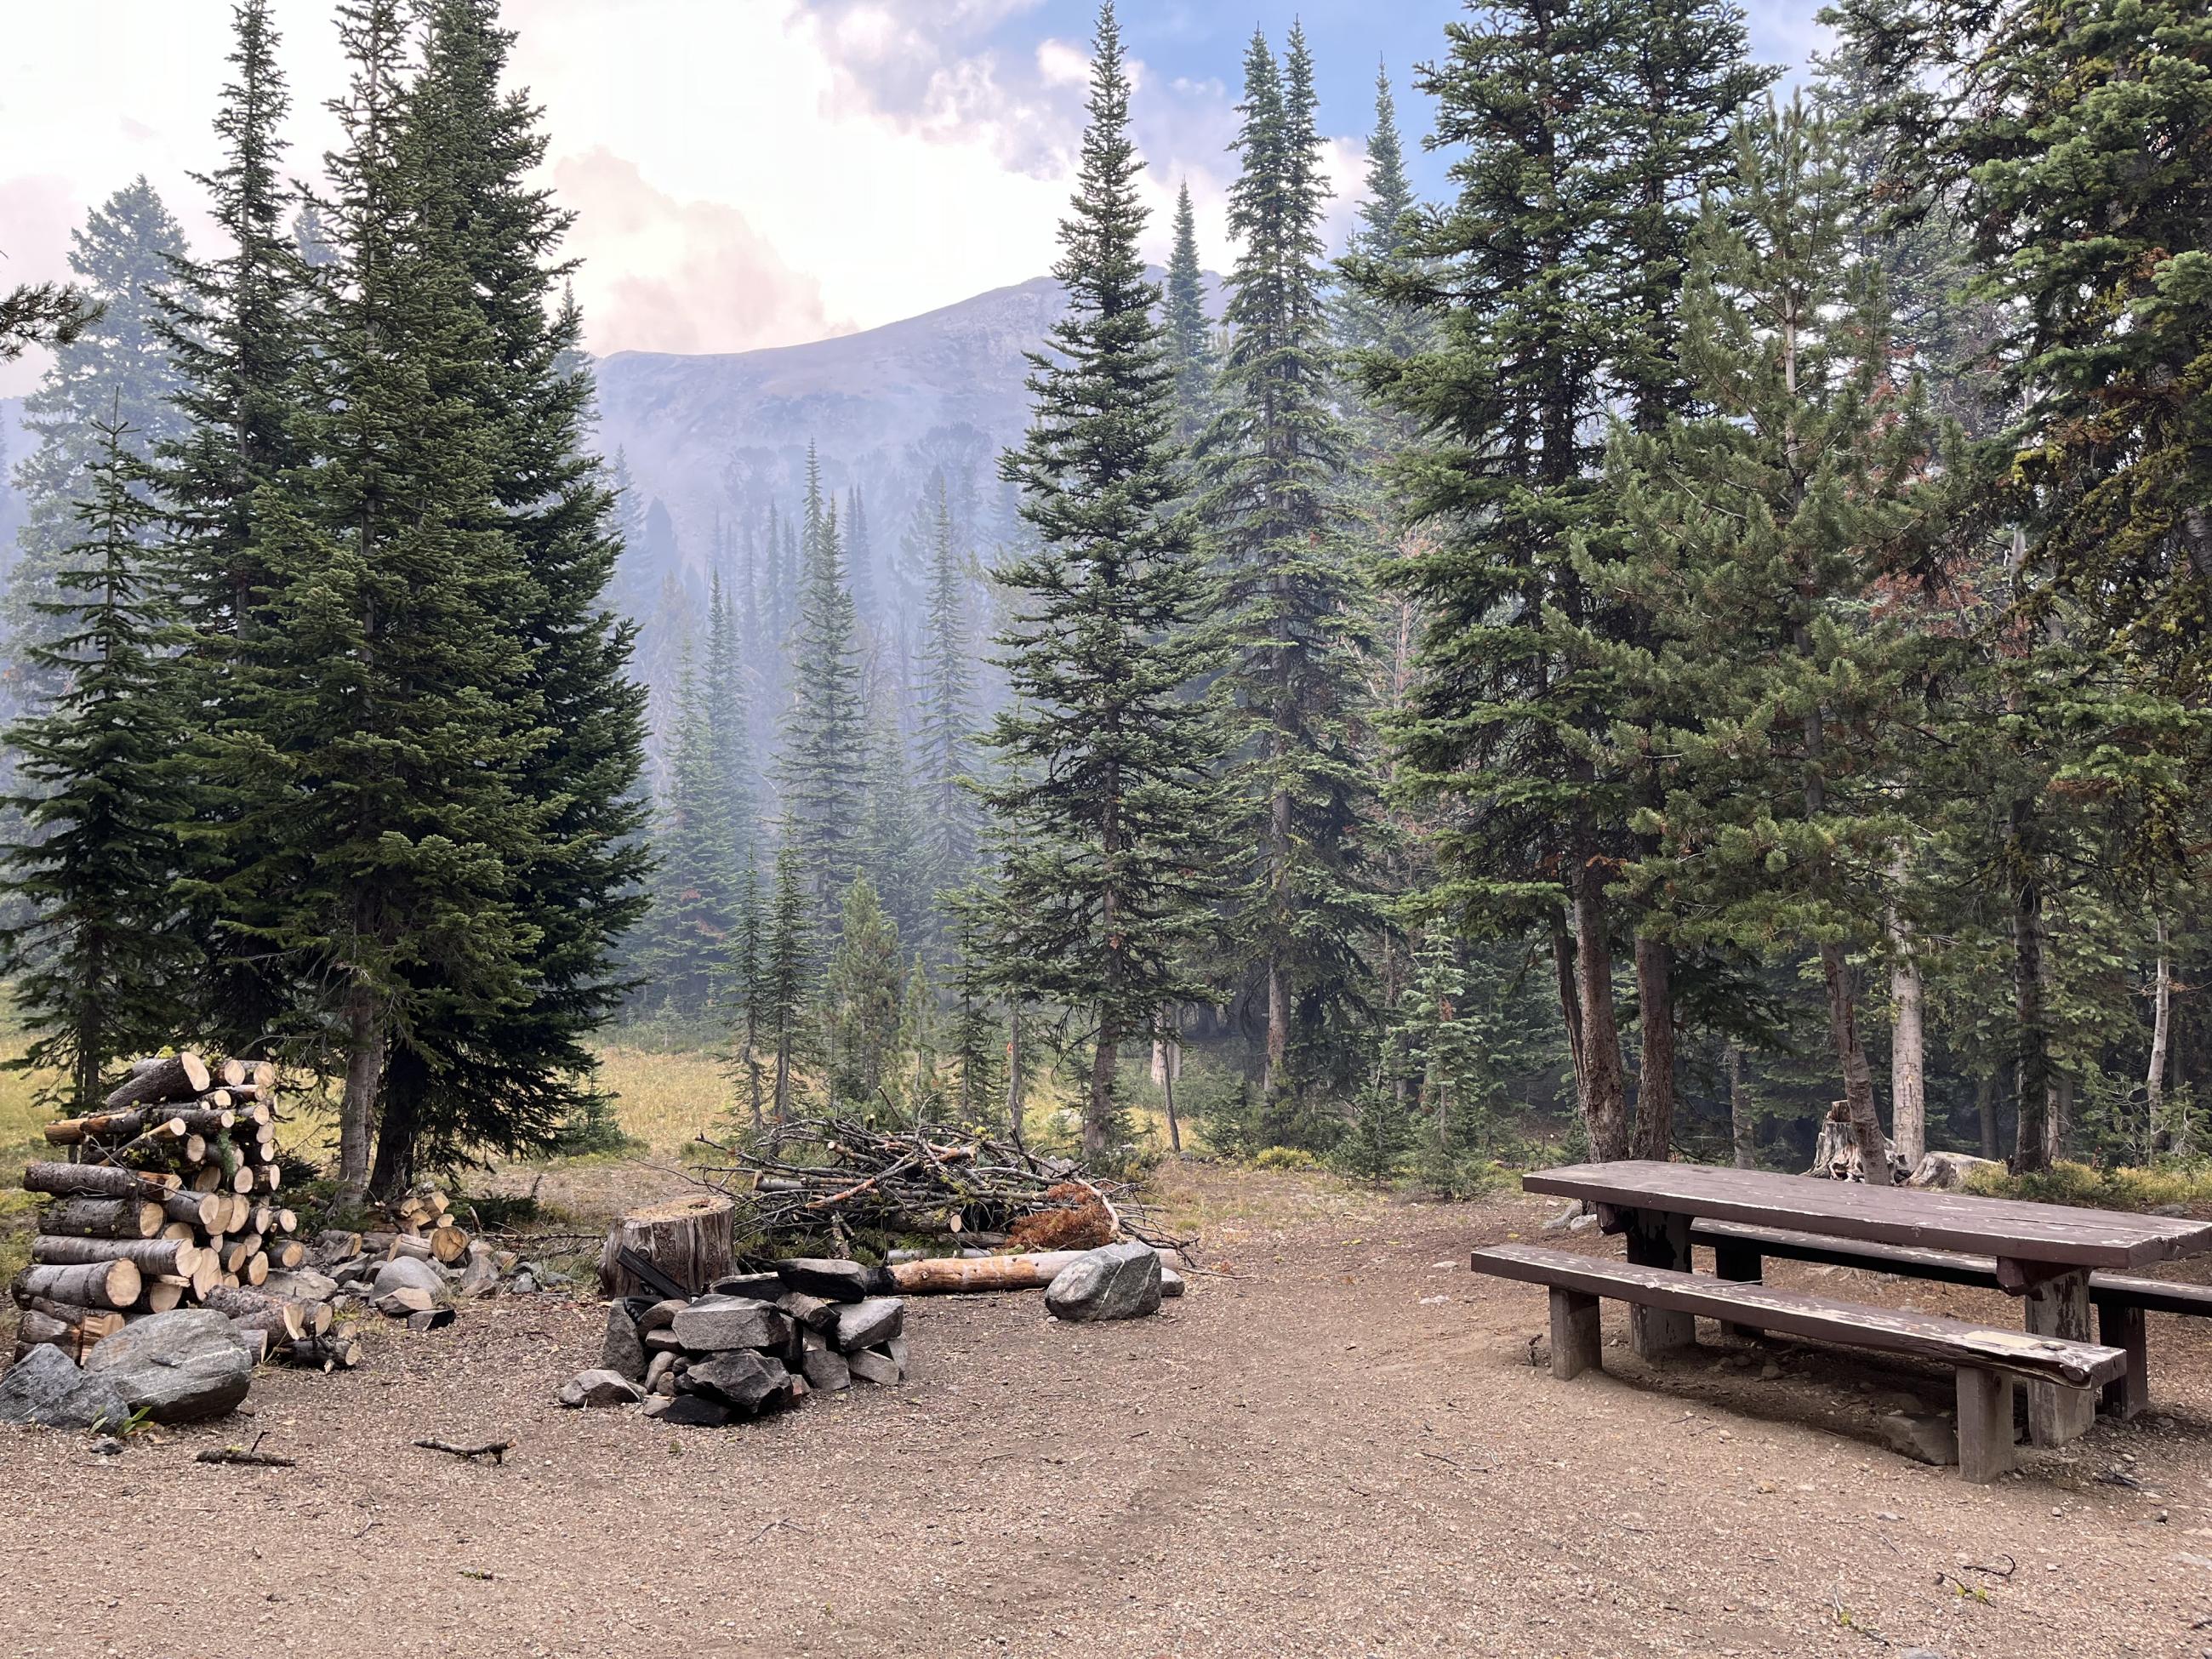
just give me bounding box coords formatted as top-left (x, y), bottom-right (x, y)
top-left (801, 1344), bottom-right (850, 1392)
top-left (405, 1308), bottom-right (455, 1333)
top-left (773, 1257), bottom-right (875, 1303)
top-left (885, 1335), bottom-right (910, 1377)
top-left (682, 1350), bottom-right (792, 1413)
top-left (599, 1303), bottom-right (647, 1382)
top-left (557, 1367), bottom-right (645, 1408)
top-left (643, 1327), bottom-right (684, 1352)
top-left (508, 1271), bottom-right (539, 1296)
top-left (90, 1434), bottom-right (126, 1456)
top-left (264, 1269), bottom-right (339, 1303)
top-left (1159, 1267), bottom-right (1185, 1298)
top-left (0, 1343), bottom-right (134, 1430)
top-left (374, 1286), bottom-right (435, 1318)
top-left (453, 1252), bottom-right (500, 1298)
top-left (84, 1310), bottom-right (254, 1424)
top-left (373, 1255), bottom-right (446, 1297)
top-left (831, 1297), bottom-right (904, 1354)
top-left (671, 1296), bottom-right (791, 1354)
top-left (710, 1272), bottom-right (784, 1301)
top-left (777, 1290), bottom-right (840, 1332)
top-left (644, 1393), bottom-right (731, 1427)
top-left (636, 1297), bottom-right (687, 1334)
top-left (1874, 1411), bottom-right (1958, 1468)
top-left (847, 1345), bottom-right (903, 1385)
top-left (644, 1350), bottom-right (679, 1395)
top-left (1045, 1241), bottom-right (1163, 1324)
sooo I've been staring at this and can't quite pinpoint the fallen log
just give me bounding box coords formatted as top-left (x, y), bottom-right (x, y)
top-left (31, 1235), bottom-right (200, 1276)
top-left (162, 1189), bottom-right (224, 1230)
top-left (14, 1258), bottom-right (142, 1310)
top-left (139, 1276), bottom-right (186, 1314)
top-left (23, 1161), bottom-right (174, 1200)
top-left (203, 1285), bottom-right (311, 1342)
top-left (886, 1251), bottom-right (1095, 1294)
top-left (37, 1196), bottom-right (163, 1240)
top-left (43, 1107), bottom-right (186, 1145)
top-left (103, 1052), bottom-right (212, 1111)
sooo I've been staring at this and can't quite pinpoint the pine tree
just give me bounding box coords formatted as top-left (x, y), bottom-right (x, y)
top-left (945, 891), bottom-right (1005, 1124)
top-left (823, 873), bottom-right (904, 1107)
top-left (1162, 181), bottom-right (1215, 444)
top-left (1609, 100), bottom-right (1941, 1183)
top-left (638, 656), bottom-right (739, 1016)
top-left (845, 483), bottom-right (876, 624)
top-left (913, 476), bottom-right (978, 904)
top-left (1197, 25), bottom-right (1385, 1104)
top-left (764, 833), bottom-right (817, 1120)
top-left (365, 0), bottom-right (650, 1189)
top-left (982, 2), bottom-right (1229, 1158)
top-left (209, 0), bottom-right (550, 1197)
top-left (1335, 63), bottom-right (1427, 362)
top-left (777, 448), bottom-right (867, 938)
top-left (0, 419), bottom-right (197, 1108)
top-left (9, 180), bottom-right (188, 707)
top-left (861, 687), bottom-right (928, 944)
top-left (704, 569), bottom-right (756, 871)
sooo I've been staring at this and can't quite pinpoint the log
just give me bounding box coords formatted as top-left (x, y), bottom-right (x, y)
top-left (314, 1230), bottom-right (363, 1261)
top-left (263, 1238), bottom-right (305, 1271)
top-left (428, 1223), bottom-right (469, 1265)
top-left (23, 1161), bottom-right (171, 1201)
top-left (380, 1234), bottom-right (434, 1263)
top-left (43, 1108), bottom-right (180, 1145)
top-left (240, 1251), bottom-right (268, 1286)
top-left (14, 1259), bottom-right (141, 1310)
top-left (162, 1189), bottom-right (224, 1230)
top-left (173, 1109), bottom-right (236, 1137)
top-left (887, 1251), bottom-right (1095, 1294)
top-left (203, 1285), bottom-right (309, 1341)
top-left (31, 1236), bottom-right (199, 1276)
top-left (102, 1052), bottom-right (212, 1110)
top-left (277, 1331), bottom-right (360, 1371)
top-left (190, 1166), bottom-right (223, 1193)
top-left (37, 1197), bottom-right (163, 1240)
top-left (254, 1163), bottom-right (280, 1193)
top-left (218, 1058), bottom-right (248, 1087)
top-left (190, 1255), bottom-right (222, 1299)
top-left (273, 1209), bottom-right (297, 1235)
top-left (596, 1194), bottom-right (735, 1298)
top-left (140, 1278), bottom-right (185, 1314)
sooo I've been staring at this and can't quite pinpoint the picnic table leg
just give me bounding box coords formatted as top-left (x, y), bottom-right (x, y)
top-left (1712, 1238), bottom-right (1763, 1343)
top-left (1622, 1209), bottom-right (1696, 1359)
top-left (1549, 1287), bottom-right (1602, 1381)
top-left (2094, 1295), bottom-right (2149, 1420)
top-left (1956, 1367), bottom-right (2016, 1484)
top-left (2021, 1268), bottom-right (2096, 1446)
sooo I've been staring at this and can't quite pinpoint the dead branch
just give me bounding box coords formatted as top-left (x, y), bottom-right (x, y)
top-left (413, 1437), bottom-right (515, 1465)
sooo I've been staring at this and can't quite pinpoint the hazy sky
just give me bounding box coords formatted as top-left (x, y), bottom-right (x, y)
top-left (0, 0), bottom-right (1832, 395)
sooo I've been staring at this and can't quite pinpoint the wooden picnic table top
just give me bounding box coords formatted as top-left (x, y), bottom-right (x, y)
top-left (1523, 1160), bottom-right (2212, 1270)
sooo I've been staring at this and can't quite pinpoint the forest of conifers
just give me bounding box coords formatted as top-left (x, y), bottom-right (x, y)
top-left (3, 0), bottom-right (2207, 1200)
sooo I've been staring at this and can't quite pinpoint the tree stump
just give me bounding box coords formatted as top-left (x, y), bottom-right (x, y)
top-left (597, 1194), bottom-right (735, 1297)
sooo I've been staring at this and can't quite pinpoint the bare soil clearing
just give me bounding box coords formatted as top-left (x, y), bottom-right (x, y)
top-left (5, 1164), bottom-right (2212, 1658)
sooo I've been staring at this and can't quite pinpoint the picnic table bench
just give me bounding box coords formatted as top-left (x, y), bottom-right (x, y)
top-left (1473, 1160), bottom-right (2212, 1478)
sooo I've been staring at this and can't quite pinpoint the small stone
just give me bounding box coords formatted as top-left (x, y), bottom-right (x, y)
top-left (0, 1343), bottom-right (135, 1430)
top-left (644, 1350), bottom-right (679, 1395)
top-left (831, 1297), bottom-right (904, 1354)
top-left (644, 1394), bottom-right (731, 1427)
top-left (85, 1310), bottom-right (254, 1424)
top-left (1759, 1361), bottom-right (1782, 1381)
top-left (635, 1298), bottom-right (686, 1334)
top-left (557, 1368), bottom-right (645, 1409)
top-left (1568, 1213), bottom-right (1601, 1234)
top-left (1876, 1511), bottom-right (1902, 1522)
top-left (682, 1351), bottom-right (791, 1414)
top-left (1873, 1411), bottom-right (1957, 1468)
top-left (847, 1345), bottom-right (902, 1385)
top-left (772, 1257), bottom-right (877, 1303)
top-left (89, 1434), bottom-right (126, 1456)
top-left (776, 1291), bottom-right (840, 1332)
top-left (801, 1345), bottom-right (851, 1392)
top-left (373, 1256), bottom-right (445, 1297)
top-left (671, 1297), bottom-right (792, 1354)
top-left (1045, 1242), bottom-right (1162, 1323)
top-left (507, 1271), bottom-right (539, 1297)
top-left (643, 1327), bottom-right (683, 1352)
top-left (599, 1303), bottom-right (648, 1381)
top-left (884, 1335), bottom-right (909, 1377)
top-left (453, 1252), bottom-right (500, 1298)
top-left (405, 1308), bottom-right (454, 1332)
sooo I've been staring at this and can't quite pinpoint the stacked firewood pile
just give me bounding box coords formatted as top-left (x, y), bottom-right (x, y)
top-left (562, 1257), bottom-right (910, 1428)
top-left (11, 1052), bottom-right (354, 1368)
top-left (696, 1115), bottom-right (1183, 1252)
top-left (306, 1184), bottom-right (537, 1331)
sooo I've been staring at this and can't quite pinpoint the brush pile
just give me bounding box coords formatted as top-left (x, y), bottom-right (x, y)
top-left (696, 1116), bottom-right (1181, 1251)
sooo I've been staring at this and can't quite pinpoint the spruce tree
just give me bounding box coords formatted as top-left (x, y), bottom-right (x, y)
top-left (823, 872), bottom-right (904, 1106)
top-left (1335, 64), bottom-right (1427, 363)
top-left (1196, 25), bottom-right (1385, 1103)
top-left (982, 2), bottom-right (1228, 1157)
top-left (210, 0), bottom-right (550, 1197)
top-left (704, 569), bottom-right (756, 871)
top-left (914, 477), bottom-right (978, 904)
top-left (763, 833), bottom-right (817, 1120)
top-left (0, 419), bottom-right (197, 1108)
top-left (638, 656), bottom-right (739, 1017)
top-left (1162, 181), bottom-right (1215, 445)
top-left (777, 448), bottom-right (866, 937)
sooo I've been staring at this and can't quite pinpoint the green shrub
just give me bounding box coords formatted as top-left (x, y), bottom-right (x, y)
top-left (1964, 1157), bottom-right (2212, 1211)
top-left (1253, 1145), bottom-right (1321, 1172)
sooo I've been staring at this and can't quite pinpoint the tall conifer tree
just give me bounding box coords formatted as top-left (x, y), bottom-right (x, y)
top-left (1163, 181), bottom-right (1215, 444)
top-left (777, 448), bottom-right (866, 938)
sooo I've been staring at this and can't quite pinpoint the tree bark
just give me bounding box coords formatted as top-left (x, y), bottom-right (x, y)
top-left (1156, 1005), bottom-right (1182, 1154)
top-left (13, 1259), bottom-right (141, 1310)
top-left (2011, 800), bottom-right (2051, 1172)
top-left (1976, 1071), bottom-right (1998, 1160)
top-left (1727, 1043), bottom-right (1755, 1169)
top-left (22, 1161), bottom-right (175, 1200)
top-left (1888, 916), bottom-right (1926, 1167)
top-left (37, 1197), bottom-right (162, 1240)
top-left (339, 983), bottom-right (385, 1200)
top-left (596, 1194), bottom-right (735, 1297)
top-left (1005, 1002), bottom-right (1026, 1143)
top-left (2149, 917), bottom-right (2172, 1154)
top-left (1630, 932), bottom-right (1675, 1160)
top-left (1086, 1007), bottom-right (1119, 1159)
top-left (1818, 941), bottom-right (1891, 1185)
top-left (1551, 903), bottom-right (1587, 1108)
top-left (102, 1052), bottom-right (212, 1111)
top-left (1573, 858), bottom-right (1629, 1160)
top-left (887, 1251), bottom-right (1097, 1294)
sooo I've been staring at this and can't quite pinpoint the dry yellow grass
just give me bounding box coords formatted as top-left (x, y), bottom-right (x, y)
top-left (587, 1045), bottom-right (739, 1157)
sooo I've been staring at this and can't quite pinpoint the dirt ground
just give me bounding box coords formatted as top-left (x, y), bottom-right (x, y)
top-left (7, 1164), bottom-right (2212, 1659)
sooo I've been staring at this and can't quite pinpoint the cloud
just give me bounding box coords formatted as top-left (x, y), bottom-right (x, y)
top-left (553, 150), bottom-right (849, 357)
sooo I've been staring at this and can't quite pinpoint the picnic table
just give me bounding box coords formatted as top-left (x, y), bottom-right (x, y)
top-left (1519, 1160), bottom-right (2212, 1445)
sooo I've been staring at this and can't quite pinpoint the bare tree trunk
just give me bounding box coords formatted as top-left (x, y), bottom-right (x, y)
top-left (1263, 785), bottom-right (1290, 1100)
top-left (1728, 1043), bottom-right (1755, 1169)
top-left (1888, 881), bottom-right (1926, 1167)
top-left (1551, 903), bottom-right (1587, 1108)
top-left (2148, 918), bottom-right (2172, 1153)
top-left (1086, 1009), bottom-right (1118, 1159)
top-left (1574, 858), bottom-right (1629, 1160)
top-left (1818, 942), bottom-right (1890, 1184)
top-left (1630, 933), bottom-right (1674, 1160)
top-left (338, 984), bottom-right (385, 1203)
top-left (1156, 1005), bottom-right (1182, 1154)
top-left (2046, 1069), bottom-right (2072, 1168)
top-left (2012, 810), bottom-right (2051, 1171)
top-left (1976, 1071), bottom-right (1998, 1160)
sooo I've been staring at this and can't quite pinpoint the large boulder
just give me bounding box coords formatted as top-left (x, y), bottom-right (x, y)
top-left (1045, 1242), bottom-right (1163, 1324)
top-left (85, 1310), bottom-right (254, 1423)
top-left (557, 1368), bottom-right (645, 1408)
top-left (772, 1257), bottom-right (877, 1303)
top-left (0, 1343), bottom-right (134, 1430)
top-left (373, 1255), bottom-right (446, 1297)
top-left (671, 1296), bottom-right (791, 1354)
top-left (830, 1297), bottom-right (904, 1354)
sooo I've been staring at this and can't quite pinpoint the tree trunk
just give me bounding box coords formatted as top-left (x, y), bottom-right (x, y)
top-left (1818, 941), bottom-right (1891, 1185)
top-left (1086, 1008), bottom-right (1119, 1159)
top-left (1156, 1005), bottom-right (1182, 1154)
top-left (1551, 903), bottom-right (1587, 1108)
top-left (37, 1197), bottom-right (162, 1240)
top-left (596, 1194), bottom-right (735, 1297)
top-left (2046, 1069), bottom-right (2072, 1167)
top-left (13, 1259), bottom-right (141, 1310)
top-left (2011, 801), bottom-right (2051, 1172)
top-left (339, 985), bottom-right (385, 1201)
top-left (2149, 918), bottom-right (2172, 1154)
top-left (1976, 1071), bottom-right (1998, 1160)
top-left (102, 1052), bottom-right (212, 1111)
top-left (887, 1251), bottom-right (1097, 1294)
top-left (1630, 932), bottom-right (1674, 1160)
top-left (1573, 859), bottom-right (1628, 1160)
top-left (1727, 1043), bottom-right (1754, 1169)
top-left (22, 1161), bottom-right (175, 1200)
top-left (368, 1046), bottom-right (425, 1200)
top-left (1889, 916), bottom-right (1926, 1167)
top-left (1005, 1002), bottom-right (1026, 1142)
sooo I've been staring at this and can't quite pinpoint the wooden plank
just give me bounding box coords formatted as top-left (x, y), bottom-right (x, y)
top-left (2084, 1272), bottom-right (2212, 1318)
top-left (1525, 1160), bottom-right (2212, 1268)
top-left (1623, 1209), bottom-right (1694, 1358)
top-left (1691, 1219), bottom-right (2004, 1288)
top-left (1548, 1287), bottom-right (1601, 1381)
top-left (1469, 1243), bottom-right (2126, 1388)
top-left (1956, 1368), bottom-right (2015, 1484)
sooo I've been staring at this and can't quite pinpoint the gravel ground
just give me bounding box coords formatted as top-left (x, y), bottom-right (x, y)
top-left (5, 1165), bottom-right (2212, 1658)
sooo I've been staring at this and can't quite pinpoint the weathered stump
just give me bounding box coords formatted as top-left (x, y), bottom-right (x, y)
top-left (596, 1194), bottom-right (735, 1298)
